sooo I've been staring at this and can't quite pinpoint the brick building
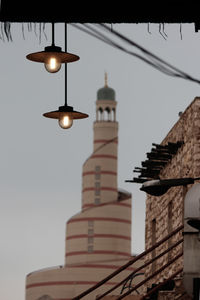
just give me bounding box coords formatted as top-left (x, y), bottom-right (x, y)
top-left (142, 97), bottom-right (200, 298)
top-left (102, 96), bottom-right (200, 299)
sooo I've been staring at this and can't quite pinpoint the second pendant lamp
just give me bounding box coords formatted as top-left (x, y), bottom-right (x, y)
top-left (43, 23), bottom-right (89, 129)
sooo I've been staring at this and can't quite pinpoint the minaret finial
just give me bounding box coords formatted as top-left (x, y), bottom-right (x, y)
top-left (105, 72), bottom-right (108, 87)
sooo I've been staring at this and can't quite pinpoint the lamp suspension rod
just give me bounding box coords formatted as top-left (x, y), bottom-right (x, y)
top-left (64, 22), bottom-right (67, 106)
top-left (52, 22), bottom-right (55, 45)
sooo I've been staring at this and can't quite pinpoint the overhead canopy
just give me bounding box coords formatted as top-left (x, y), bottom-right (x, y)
top-left (0, 0), bottom-right (199, 25)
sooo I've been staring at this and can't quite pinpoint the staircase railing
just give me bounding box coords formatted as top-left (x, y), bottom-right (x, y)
top-left (115, 251), bottom-right (183, 299)
top-left (72, 224), bottom-right (184, 300)
top-left (97, 237), bottom-right (183, 299)
top-left (140, 267), bottom-right (183, 300)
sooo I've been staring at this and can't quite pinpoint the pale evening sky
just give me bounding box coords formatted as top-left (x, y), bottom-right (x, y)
top-left (1, 23), bottom-right (200, 300)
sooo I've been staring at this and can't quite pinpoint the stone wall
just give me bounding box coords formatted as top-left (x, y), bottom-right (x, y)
top-left (99, 295), bottom-right (142, 299)
top-left (145, 97), bottom-right (200, 288)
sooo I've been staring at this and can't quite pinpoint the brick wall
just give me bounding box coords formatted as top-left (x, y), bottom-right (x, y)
top-left (99, 295), bottom-right (142, 299)
top-left (145, 97), bottom-right (200, 287)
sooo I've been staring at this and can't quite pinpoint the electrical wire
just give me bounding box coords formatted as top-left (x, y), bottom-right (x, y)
top-left (99, 23), bottom-right (191, 78)
top-left (98, 23), bottom-right (200, 83)
top-left (91, 23), bottom-right (184, 77)
top-left (71, 23), bottom-right (180, 77)
top-left (70, 23), bottom-right (200, 85)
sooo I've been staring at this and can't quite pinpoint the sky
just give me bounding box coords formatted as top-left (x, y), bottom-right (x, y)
top-left (1, 22), bottom-right (200, 300)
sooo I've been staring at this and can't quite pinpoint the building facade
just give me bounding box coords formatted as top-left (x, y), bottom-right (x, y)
top-left (144, 97), bottom-right (200, 297)
top-left (25, 77), bottom-right (143, 300)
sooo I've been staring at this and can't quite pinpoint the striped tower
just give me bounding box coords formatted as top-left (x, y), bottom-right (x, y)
top-left (65, 73), bottom-right (131, 265)
top-left (25, 75), bottom-right (143, 300)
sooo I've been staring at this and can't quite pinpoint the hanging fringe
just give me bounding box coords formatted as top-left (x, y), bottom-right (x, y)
top-left (0, 22), bottom-right (48, 42)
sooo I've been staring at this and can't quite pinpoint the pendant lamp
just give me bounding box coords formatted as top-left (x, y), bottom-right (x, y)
top-left (26, 23), bottom-right (79, 73)
top-left (43, 23), bottom-right (88, 129)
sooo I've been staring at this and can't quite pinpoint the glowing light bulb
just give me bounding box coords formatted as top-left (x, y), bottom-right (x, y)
top-left (44, 56), bottom-right (61, 73)
top-left (58, 114), bottom-right (73, 129)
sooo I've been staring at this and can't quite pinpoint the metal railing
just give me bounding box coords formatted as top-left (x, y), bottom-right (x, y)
top-left (97, 238), bottom-right (183, 299)
top-left (140, 267), bottom-right (183, 300)
top-left (72, 224), bottom-right (184, 300)
top-left (115, 251), bottom-right (183, 299)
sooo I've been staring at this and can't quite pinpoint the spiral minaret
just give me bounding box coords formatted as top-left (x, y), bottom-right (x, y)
top-left (25, 75), bottom-right (139, 300)
top-left (65, 73), bottom-right (131, 266)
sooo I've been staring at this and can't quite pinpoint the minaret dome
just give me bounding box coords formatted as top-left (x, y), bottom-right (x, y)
top-left (97, 72), bottom-right (115, 101)
top-left (96, 73), bottom-right (117, 122)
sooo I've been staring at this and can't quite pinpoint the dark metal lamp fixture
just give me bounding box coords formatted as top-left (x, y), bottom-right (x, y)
top-left (26, 23), bottom-right (79, 73)
top-left (43, 23), bottom-right (88, 129)
top-left (43, 104), bottom-right (88, 129)
top-left (139, 177), bottom-right (200, 196)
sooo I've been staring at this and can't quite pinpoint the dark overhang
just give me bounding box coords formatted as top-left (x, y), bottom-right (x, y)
top-left (0, 1), bottom-right (199, 26)
top-left (126, 141), bottom-right (184, 184)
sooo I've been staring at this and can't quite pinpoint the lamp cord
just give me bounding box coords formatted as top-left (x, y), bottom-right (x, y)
top-left (64, 23), bottom-right (67, 106)
top-left (52, 22), bottom-right (55, 46)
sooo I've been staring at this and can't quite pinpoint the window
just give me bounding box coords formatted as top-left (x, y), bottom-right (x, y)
top-left (168, 201), bottom-right (172, 233)
top-left (88, 221), bottom-right (94, 252)
top-left (94, 166), bottom-right (101, 201)
top-left (88, 237), bottom-right (93, 244)
top-left (112, 108), bottom-right (116, 121)
top-left (95, 182), bottom-right (100, 196)
top-left (88, 245), bottom-right (93, 253)
top-left (95, 173), bottom-right (101, 180)
top-left (95, 198), bottom-right (100, 205)
top-left (95, 166), bottom-right (101, 180)
top-left (88, 220), bottom-right (94, 227)
top-left (151, 219), bottom-right (156, 245)
top-left (151, 219), bottom-right (156, 273)
top-left (95, 182), bottom-right (100, 188)
top-left (95, 189), bottom-right (100, 196)
top-left (88, 228), bottom-right (94, 236)
top-left (168, 201), bottom-right (172, 261)
top-left (95, 166), bottom-right (101, 172)
top-left (97, 108), bottom-right (103, 121)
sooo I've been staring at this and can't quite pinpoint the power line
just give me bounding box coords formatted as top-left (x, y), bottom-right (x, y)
top-left (98, 23), bottom-right (200, 83)
top-left (71, 23), bottom-right (179, 77)
top-left (70, 23), bottom-right (200, 85)
top-left (99, 23), bottom-right (193, 79)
